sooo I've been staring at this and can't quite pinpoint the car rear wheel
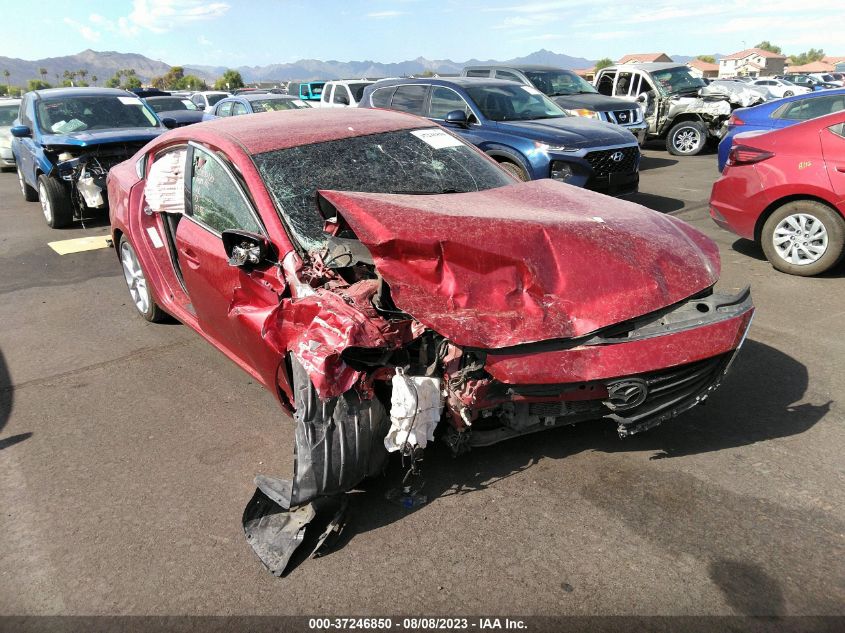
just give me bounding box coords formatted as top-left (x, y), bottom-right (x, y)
top-left (783, 90), bottom-right (793, 97)
top-left (666, 121), bottom-right (708, 156)
top-left (38, 175), bottom-right (73, 228)
top-left (18, 166), bottom-right (38, 202)
top-left (761, 201), bottom-right (845, 276)
top-left (119, 236), bottom-right (167, 322)
top-left (498, 160), bottom-right (529, 181)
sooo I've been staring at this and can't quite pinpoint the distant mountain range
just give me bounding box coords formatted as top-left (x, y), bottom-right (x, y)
top-left (0, 49), bottom-right (724, 87)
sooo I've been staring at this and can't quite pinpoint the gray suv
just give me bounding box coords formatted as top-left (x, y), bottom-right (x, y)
top-left (462, 65), bottom-right (647, 144)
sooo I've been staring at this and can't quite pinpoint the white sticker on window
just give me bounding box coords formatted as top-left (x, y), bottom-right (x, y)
top-left (118, 96), bottom-right (143, 105)
top-left (146, 226), bottom-right (164, 249)
top-left (411, 128), bottom-right (464, 149)
top-left (522, 86), bottom-right (542, 96)
top-left (293, 100), bottom-right (307, 107)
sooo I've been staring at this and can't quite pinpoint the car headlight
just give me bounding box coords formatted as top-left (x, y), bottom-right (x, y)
top-left (550, 160), bottom-right (575, 181)
top-left (534, 141), bottom-right (569, 153)
top-left (566, 108), bottom-right (600, 119)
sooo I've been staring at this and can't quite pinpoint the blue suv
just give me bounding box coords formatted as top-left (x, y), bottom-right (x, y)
top-left (359, 78), bottom-right (639, 195)
top-left (11, 87), bottom-right (165, 228)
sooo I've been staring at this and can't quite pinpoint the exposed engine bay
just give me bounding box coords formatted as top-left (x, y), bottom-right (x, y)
top-left (46, 141), bottom-right (147, 218)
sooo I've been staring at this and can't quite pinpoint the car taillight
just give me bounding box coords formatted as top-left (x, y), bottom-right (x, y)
top-left (728, 114), bottom-right (745, 126)
top-left (727, 145), bottom-right (773, 166)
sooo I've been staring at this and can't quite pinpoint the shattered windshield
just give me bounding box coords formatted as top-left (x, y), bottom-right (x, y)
top-left (651, 67), bottom-right (706, 95)
top-left (253, 128), bottom-right (513, 251)
top-left (36, 95), bottom-right (160, 133)
top-left (524, 70), bottom-right (597, 96)
top-left (465, 84), bottom-right (567, 121)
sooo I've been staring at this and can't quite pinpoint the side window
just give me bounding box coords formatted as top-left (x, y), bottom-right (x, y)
top-left (370, 86), bottom-right (396, 108)
top-left (217, 101), bottom-right (233, 117)
top-left (189, 147), bottom-right (262, 235)
top-left (429, 86), bottom-right (471, 119)
top-left (829, 122), bottom-right (845, 139)
top-left (232, 102), bottom-right (248, 116)
top-left (390, 85), bottom-right (428, 114)
top-left (191, 95), bottom-right (205, 108)
top-left (776, 96), bottom-right (843, 120)
top-left (629, 74), bottom-right (642, 96)
top-left (465, 70), bottom-right (491, 78)
top-left (614, 72), bottom-right (632, 97)
top-left (597, 72), bottom-right (615, 96)
top-left (20, 96), bottom-right (33, 127)
top-left (333, 86), bottom-right (351, 105)
top-left (495, 70), bottom-right (521, 83)
top-left (322, 84), bottom-right (333, 103)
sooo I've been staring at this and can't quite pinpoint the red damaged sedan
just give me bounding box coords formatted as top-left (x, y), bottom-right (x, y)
top-left (710, 109), bottom-right (845, 276)
top-left (108, 109), bottom-right (753, 574)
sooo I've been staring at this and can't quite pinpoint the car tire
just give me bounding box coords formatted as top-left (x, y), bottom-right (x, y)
top-left (761, 200), bottom-right (845, 276)
top-left (666, 121), bottom-right (708, 156)
top-left (118, 236), bottom-right (168, 322)
top-left (37, 175), bottom-right (74, 228)
top-left (498, 160), bottom-right (529, 181)
top-left (18, 166), bottom-right (38, 202)
top-left (783, 90), bottom-right (793, 97)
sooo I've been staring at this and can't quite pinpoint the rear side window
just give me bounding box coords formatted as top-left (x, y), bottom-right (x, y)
top-left (390, 85), bottom-right (428, 114)
top-left (614, 72), bottom-right (632, 97)
top-left (217, 101), bottom-right (233, 117)
top-left (597, 72), bottom-right (615, 96)
top-left (775, 95), bottom-right (845, 120)
top-left (829, 122), bottom-right (845, 139)
top-left (495, 70), bottom-right (521, 82)
top-left (189, 147), bottom-right (262, 235)
top-left (370, 86), bottom-right (396, 108)
top-left (333, 86), bottom-right (350, 104)
top-left (232, 102), bottom-right (248, 116)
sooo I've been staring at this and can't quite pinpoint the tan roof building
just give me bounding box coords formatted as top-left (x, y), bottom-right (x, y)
top-left (687, 59), bottom-right (719, 78)
top-left (787, 61), bottom-right (836, 73)
top-left (719, 48), bottom-right (787, 77)
top-left (617, 53), bottom-right (673, 64)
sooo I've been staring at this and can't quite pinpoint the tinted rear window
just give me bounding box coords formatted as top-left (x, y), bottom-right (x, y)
top-left (390, 85), bottom-right (428, 114)
top-left (370, 86), bottom-right (396, 108)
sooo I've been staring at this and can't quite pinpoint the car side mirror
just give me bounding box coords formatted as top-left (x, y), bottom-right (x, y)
top-left (222, 230), bottom-right (271, 268)
top-left (444, 109), bottom-right (469, 128)
top-left (10, 125), bottom-right (31, 138)
top-left (161, 117), bottom-right (177, 129)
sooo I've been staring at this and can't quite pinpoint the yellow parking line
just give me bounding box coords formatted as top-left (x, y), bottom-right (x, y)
top-left (47, 235), bottom-right (112, 255)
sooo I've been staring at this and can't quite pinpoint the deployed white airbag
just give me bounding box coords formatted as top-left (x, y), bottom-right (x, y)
top-left (384, 369), bottom-right (443, 452)
top-left (145, 149), bottom-right (186, 214)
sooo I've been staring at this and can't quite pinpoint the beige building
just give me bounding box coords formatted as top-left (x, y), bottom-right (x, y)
top-left (687, 59), bottom-right (719, 79)
top-left (617, 53), bottom-right (673, 64)
top-left (718, 48), bottom-right (787, 78)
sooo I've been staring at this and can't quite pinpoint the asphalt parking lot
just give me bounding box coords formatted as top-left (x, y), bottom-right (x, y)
top-left (1, 148), bottom-right (843, 621)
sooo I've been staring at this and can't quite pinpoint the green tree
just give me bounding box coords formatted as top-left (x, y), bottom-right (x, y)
top-left (91, 74), bottom-right (98, 86)
top-left (594, 57), bottom-right (614, 71)
top-left (3, 69), bottom-right (10, 93)
top-left (789, 48), bottom-right (825, 66)
top-left (178, 74), bottom-right (207, 90)
top-left (125, 75), bottom-right (142, 89)
top-left (27, 79), bottom-right (51, 90)
top-left (697, 55), bottom-right (716, 64)
top-left (755, 41), bottom-right (782, 55)
top-left (214, 69), bottom-right (244, 91)
top-left (38, 67), bottom-right (48, 82)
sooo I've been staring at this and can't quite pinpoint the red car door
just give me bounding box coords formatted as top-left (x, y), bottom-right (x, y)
top-left (820, 119), bottom-right (845, 200)
top-left (174, 143), bottom-right (286, 388)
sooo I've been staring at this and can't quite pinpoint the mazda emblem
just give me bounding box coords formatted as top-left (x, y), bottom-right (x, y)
top-left (605, 378), bottom-right (648, 411)
top-left (610, 151), bottom-right (624, 162)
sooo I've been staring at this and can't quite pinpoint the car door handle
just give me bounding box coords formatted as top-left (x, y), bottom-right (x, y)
top-left (836, 166), bottom-right (845, 173)
top-left (180, 247), bottom-right (201, 268)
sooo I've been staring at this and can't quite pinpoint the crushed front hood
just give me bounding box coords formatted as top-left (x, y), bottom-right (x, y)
top-left (319, 180), bottom-right (720, 349)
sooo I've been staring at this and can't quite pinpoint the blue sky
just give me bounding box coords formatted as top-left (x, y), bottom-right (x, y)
top-left (2, 0), bottom-right (841, 66)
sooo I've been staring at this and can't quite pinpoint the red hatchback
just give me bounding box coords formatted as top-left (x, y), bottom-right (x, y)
top-left (109, 108), bottom-right (753, 572)
top-left (710, 110), bottom-right (845, 276)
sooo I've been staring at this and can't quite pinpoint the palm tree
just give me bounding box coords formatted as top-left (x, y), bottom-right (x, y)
top-left (91, 74), bottom-right (98, 86)
top-left (3, 69), bottom-right (10, 93)
top-left (39, 67), bottom-right (47, 82)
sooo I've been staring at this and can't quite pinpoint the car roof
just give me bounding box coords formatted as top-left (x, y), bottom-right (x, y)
top-left (30, 87), bottom-right (135, 99)
top-left (194, 108), bottom-right (430, 154)
top-left (464, 65), bottom-right (569, 72)
top-left (327, 79), bottom-right (375, 85)
top-left (238, 93), bottom-right (298, 102)
top-left (742, 86), bottom-right (845, 113)
top-left (602, 63), bottom-right (686, 72)
top-left (373, 77), bottom-right (526, 88)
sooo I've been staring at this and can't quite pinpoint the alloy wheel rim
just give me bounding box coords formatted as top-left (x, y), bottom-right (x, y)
top-left (673, 128), bottom-right (700, 153)
top-left (773, 213), bottom-right (828, 265)
top-left (39, 183), bottom-right (52, 222)
top-left (120, 242), bottom-right (150, 314)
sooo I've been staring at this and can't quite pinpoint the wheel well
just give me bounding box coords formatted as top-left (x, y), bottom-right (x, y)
top-left (754, 194), bottom-right (841, 242)
top-left (112, 228), bottom-right (124, 260)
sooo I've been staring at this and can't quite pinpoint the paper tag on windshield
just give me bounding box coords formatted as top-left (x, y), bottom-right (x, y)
top-left (293, 100), bottom-right (307, 107)
top-left (411, 129), bottom-right (463, 149)
top-left (118, 96), bottom-right (143, 105)
top-left (522, 86), bottom-right (542, 96)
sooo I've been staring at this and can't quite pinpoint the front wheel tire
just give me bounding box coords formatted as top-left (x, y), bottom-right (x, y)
top-left (119, 236), bottom-right (168, 322)
top-left (666, 121), bottom-right (708, 156)
top-left (498, 160), bottom-right (530, 181)
top-left (38, 175), bottom-right (73, 228)
top-left (761, 200), bottom-right (845, 276)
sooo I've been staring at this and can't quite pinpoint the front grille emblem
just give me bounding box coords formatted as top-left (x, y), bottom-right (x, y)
top-left (610, 151), bottom-right (625, 162)
top-left (605, 378), bottom-right (648, 411)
